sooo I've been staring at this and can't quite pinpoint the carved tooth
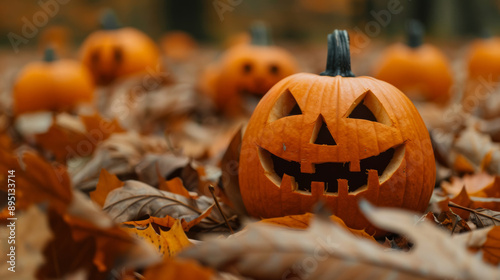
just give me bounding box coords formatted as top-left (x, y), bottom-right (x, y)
top-left (367, 169), bottom-right (380, 190)
top-left (300, 161), bottom-right (315, 173)
top-left (311, 181), bottom-right (325, 199)
top-left (338, 179), bottom-right (349, 197)
top-left (349, 159), bottom-right (361, 172)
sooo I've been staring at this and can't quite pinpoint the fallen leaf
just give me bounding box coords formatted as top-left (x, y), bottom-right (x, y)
top-left (71, 132), bottom-right (169, 192)
top-left (0, 149), bottom-right (72, 213)
top-left (64, 214), bottom-right (157, 272)
top-left (441, 172), bottom-right (500, 198)
top-left (103, 180), bottom-right (236, 231)
top-left (259, 213), bottom-right (374, 240)
top-left (124, 220), bottom-right (191, 258)
top-left (90, 169), bottom-right (125, 207)
top-left (34, 113), bottom-right (89, 162)
top-left (218, 127), bottom-right (247, 216)
top-left (0, 206), bottom-right (52, 280)
top-left (180, 202), bottom-right (500, 280)
top-left (143, 257), bottom-right (214, 280)
top-left (159, 177), bottom-right (192, 199)
top-left (135, 153), bottom-right (190, 187)
top-left (469, 208), bottom-right (500, 228)
top-left (37, 210), bottom-right (104, 280)
top-left (80, 113), bottom-right (125, 140)
top-left (123, 204), bottom-right (214, 231)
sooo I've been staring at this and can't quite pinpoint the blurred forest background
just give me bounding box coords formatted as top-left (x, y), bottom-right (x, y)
top-left (1, 0), bottom-right (500, 48)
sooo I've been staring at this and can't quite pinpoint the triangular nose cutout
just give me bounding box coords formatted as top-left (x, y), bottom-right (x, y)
top-left (311, 115), bottom-right (336, 145)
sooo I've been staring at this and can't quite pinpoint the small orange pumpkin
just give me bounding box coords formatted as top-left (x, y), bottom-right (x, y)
top-left (80, 10), bottom-right (161, 85)
top-left (467, 36), bottom-right (500, 81)
top-left (201, 23), bottom-right (298, 115)
top-left (373, 21), bottom-right (453, 104)
top-left (462, 36), bottom-right (500, 110)
top-left (13, 48), bottom-right (95, 115)
top-left (239, 30), bottom-right (435, 235)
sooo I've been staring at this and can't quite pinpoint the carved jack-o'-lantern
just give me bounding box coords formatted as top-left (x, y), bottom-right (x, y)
top-left (80, 10), bottom-right (161, 85)
top-left (239, 30), bottom-right (435, 235)
top-left (201, 23), bottom-right (298, 115)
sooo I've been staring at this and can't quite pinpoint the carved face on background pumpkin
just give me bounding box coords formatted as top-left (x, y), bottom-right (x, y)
top-left (238, 31), bottom-right (435, 235)
top-left (211, 45), bottom-right (298, 115)
top-left (80, 27), bottom-right (160, 85)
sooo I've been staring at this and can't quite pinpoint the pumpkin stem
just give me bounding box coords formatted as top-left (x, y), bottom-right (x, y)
top-left (407, 20), bottom-right (424, 48)
top-left (100, 9), bottom-right (121, 30)
top-left (43, 47), bottom-right (56, 62)
top-left (320, 30), bottom-right (355, 77)
top-left (250, 21), bottom-right (272, 46)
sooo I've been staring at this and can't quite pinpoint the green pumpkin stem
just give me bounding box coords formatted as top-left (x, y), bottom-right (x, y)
top-left (407, 20), bottom-right (424, 48)
top-left (100, 9), bottom-right (121, 30)
top-left (320, 30), bottom-right (355, 77)
top-left (250, 21), bottom-right (272, 46)
top-left (43, 47), bottom-right (56, 62)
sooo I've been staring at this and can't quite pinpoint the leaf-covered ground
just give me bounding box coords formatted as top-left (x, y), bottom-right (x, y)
top-left (2, 39), bottom-right (500, 280)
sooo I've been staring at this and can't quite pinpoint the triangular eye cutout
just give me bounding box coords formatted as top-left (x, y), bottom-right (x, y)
top-left (268, 89), bottom-right (303, 122)
top-left (311, 115), bottom-right (336, 145)
top-left (348, 100), bottom-right (377, 121)
top-left (288, 103), bottom-right (302, 116)
top-left (345, 91), bottom-right (392, 126)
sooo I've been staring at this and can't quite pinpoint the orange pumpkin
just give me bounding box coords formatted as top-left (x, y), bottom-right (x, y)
top-left (462, 36), bottom-right (500, 110)
top-left (201, 23), bottom-right (298, 115)
top-left (373, 21), bottom-right (453, 104)
top-left (467, 36), bottom-right (500, 81)
top-left (80, 11), bottom-right (161, 85)
top-left (239, 30), bottom-right (435, 235)
top-left (160, 31), bottom-right (198, 61)
top-left (13, 48), bottom-right (95, 115)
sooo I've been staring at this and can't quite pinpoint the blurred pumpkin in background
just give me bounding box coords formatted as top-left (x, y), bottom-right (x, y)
top-left (160, 31), bottom-right (198, 62)
top-left (200, 22), bottom-right (298, 116)
top-left (238, 30), bottom-right (435, 236)
top-left (373, 20), bottom-right (453, 105)
top-left (80, 10), bottom-right (161, 85)
top-left (463, 36), bottom-right (500, 111)
top-left (13, 48), bottom-right (95, 115)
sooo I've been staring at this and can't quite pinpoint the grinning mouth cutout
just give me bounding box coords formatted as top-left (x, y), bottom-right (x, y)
top-left (258, 145), bottom-right (404, 194)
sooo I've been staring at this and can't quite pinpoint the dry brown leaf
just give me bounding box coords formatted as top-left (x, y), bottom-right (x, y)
top-left (63, 214), bottom-right (157, 272)
top-left (218, 127), bottom-right (247, 216)
top-left (0, 149), bottom-right (72, 213)
top-left (135, 153), bottom-right (190, 187)
top-left (103, 180), bottom-right (236, 231)
top-left (143, 257), bottom-right (214, 280)
top-left (123, 205), bottom-right (214, 232)
top-left (90, 169), bottom-right (125, 207)
top-left (259, 213), bottom-right (374, 240)
top-left (71, 132), bottom-right (169, 191)
top-left (181, 202), bottom-right (500, 280)
top-left (37, 210), bottom-right (105, 280)
top-left (159, 177), bottom-right (192, 198)
top-left (455, 226), bottom-right (500, 266)
top-left (450, 187), bottom-right (500, 218)
top-left (442, 172), bottom-right (500, 198)
top-left (34, 113), bottom-right (88, 162)
top-left (469, 208), bottom-right (500, 227)
top-left (80, 113), bottom-right (125, 139)
top-left (0, 206), bottom-right (52, 279)
top-left (124, 220), bottom-right (191, 258)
